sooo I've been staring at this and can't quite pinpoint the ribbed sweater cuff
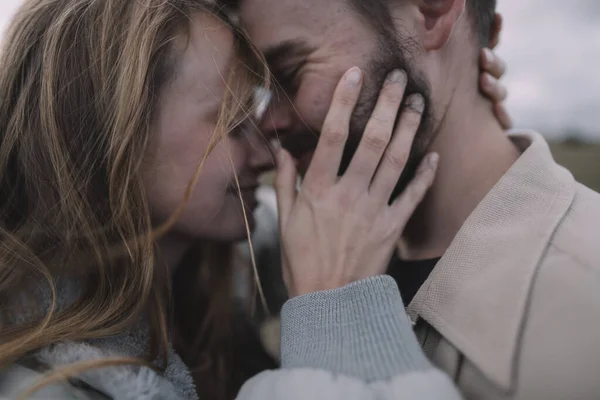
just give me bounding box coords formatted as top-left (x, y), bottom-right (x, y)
top-left (279, 275), bottom-right (431, 381)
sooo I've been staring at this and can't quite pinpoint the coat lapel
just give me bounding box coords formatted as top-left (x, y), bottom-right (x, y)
top-left (407, 131), bottom-right (576, 391)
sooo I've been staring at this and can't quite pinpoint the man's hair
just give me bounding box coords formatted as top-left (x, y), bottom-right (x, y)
top-left (348, 0), bottom-right (497, 47)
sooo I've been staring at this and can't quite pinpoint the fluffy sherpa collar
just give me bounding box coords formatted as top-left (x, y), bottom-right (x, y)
top-left (19, 279), bottom-right (198, 400)
top-left (35, 329), bottom-right (198, 400)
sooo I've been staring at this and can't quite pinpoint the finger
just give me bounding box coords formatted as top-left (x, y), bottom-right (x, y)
top-left (390, 152), bottom-right (438, 226)
top-left (280, 251), bottom-right (292, 290)
top-left (369, 94), bottom-right (424, 200)
top-left (342, 69), bottom-right (407, 186)
top-left (274, 148), bottom-right (298, 228)
top-left (481, 48), bottom-right (506, 79)
top-left (480, 72), bottom-right (507, 103)
top-left (304, 67), bottom-right (362, 186)
top-left (494, 102), bottom-right (513, 130)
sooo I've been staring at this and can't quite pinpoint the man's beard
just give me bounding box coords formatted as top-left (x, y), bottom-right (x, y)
top-left (338, 38), bottom-right (436, 202)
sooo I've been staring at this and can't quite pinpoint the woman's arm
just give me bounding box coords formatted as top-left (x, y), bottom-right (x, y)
top-left (239, 66), bottom-right (461, 399)
top-left (239, 277), bottom-right (461, 400)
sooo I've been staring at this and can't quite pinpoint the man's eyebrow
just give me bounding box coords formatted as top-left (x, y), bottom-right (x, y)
top-left (264, 40), bottom-right (313, 69)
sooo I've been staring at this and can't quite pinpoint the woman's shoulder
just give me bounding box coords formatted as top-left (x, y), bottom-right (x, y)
top-left (0, 333), bottom-right (198, 400)
top-left (0, 363), bottom-right (109, 399)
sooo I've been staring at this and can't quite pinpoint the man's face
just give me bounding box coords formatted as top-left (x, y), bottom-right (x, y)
top-left (240, 0), bottom-right (436, 192)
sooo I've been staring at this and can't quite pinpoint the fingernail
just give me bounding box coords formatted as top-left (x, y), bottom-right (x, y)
top-left (345, 67), bottom-right (362, 86)
top-left (408, 94), bottom-right (425, 111)
top-left (428, 152), bottom-right (439, 168)
top-left (390, 69), bottom-right (407, 84)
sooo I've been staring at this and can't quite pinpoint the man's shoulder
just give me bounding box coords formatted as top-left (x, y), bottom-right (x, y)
top-left (544, 181), bottom-right (600, 276)
top-left (532, 181), bottom-right (600, 302)
top-left (526, 181), bottom-right (600, 326)
top-left (511, 184), bottom-right (600, 399)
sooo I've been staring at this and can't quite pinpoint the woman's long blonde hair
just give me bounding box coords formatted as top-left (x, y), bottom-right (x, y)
top-left (0, 0), bottom-right (268, 397)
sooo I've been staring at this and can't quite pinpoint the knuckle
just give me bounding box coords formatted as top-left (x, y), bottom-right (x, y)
top-left (321, 127), bottom-right (347, 146)
top-left (402, 109), bottom-right (422, 131)
top-left (336, 92), bottom-right (356, 107)
top-left (362, 132), bottom-right (390, 152)
top-left (370, 113), bottom-right (393, 129)
top-left (480, 74), bottom-right (490, 90)
top-left (384, 150), bottom-right (409, 171)
top-left (303, 177), bottom-right (328, 198)
top-left (382, 88), bottom-right (403, 105)
top-left (483, 73), bottom-right (495, 89)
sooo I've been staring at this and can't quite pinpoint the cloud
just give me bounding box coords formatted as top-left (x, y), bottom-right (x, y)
top-left (497, 0), bottom-right (600, 140)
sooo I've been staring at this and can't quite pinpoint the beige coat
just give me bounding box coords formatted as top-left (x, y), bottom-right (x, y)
top-left (407, 130), bottom-right (600, 400)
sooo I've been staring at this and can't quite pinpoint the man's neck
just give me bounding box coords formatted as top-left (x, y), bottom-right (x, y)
top-left (399, 88), bottom-right (521, 260)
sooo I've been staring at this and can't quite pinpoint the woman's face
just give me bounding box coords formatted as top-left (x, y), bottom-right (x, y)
top-left (144, 13), bottom-right (273, 242)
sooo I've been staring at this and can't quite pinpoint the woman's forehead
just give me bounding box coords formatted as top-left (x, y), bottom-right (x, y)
top-left (174, 13), bottom-right (235, 103)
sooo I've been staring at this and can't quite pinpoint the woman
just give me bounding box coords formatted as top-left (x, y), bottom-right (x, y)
top-left (0, 0), bottom-right (510, 399)
top-left (0, 1), bottom-right (274, 398)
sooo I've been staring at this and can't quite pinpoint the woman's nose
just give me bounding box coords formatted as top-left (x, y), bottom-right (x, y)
top-left (245, 127), bottom-right (277, 173)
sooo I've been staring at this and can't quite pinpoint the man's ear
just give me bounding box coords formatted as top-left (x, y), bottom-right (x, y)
top-left (417, 0), bottom-right (466, 51)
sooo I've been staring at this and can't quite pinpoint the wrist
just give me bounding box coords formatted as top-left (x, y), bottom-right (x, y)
top-left (289, 277), bottom-right (361, 298)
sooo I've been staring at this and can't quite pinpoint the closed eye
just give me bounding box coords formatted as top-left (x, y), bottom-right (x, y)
top-left (272, 62), bottom-right (303, 95)
top-left (264, 40), bottom-right (313, 97)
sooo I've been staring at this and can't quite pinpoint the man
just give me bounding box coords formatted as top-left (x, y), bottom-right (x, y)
top-left (232, 0), bottom-right (600, 399)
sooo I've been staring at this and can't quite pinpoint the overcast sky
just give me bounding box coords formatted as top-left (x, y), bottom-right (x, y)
top-left (1, 0), bottom-right (599, 140)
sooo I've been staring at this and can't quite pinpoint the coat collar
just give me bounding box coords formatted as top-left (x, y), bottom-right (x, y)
top-left (35, 330), bottom-right (198, 400)
top-left (407, 130), bottom-right (576, 391)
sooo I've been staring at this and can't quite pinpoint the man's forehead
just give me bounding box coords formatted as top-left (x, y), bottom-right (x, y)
top-left (239, 0), bottom-right (325, 22)
top-left (238, 0), bottom-right (346, 50)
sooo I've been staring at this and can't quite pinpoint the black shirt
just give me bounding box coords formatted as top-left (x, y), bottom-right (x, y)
top-left (386, 253), bottom-right (441, 306)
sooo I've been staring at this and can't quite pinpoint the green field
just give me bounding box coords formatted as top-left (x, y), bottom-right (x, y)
top-left (550, 141), bottom-right (600, 192)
